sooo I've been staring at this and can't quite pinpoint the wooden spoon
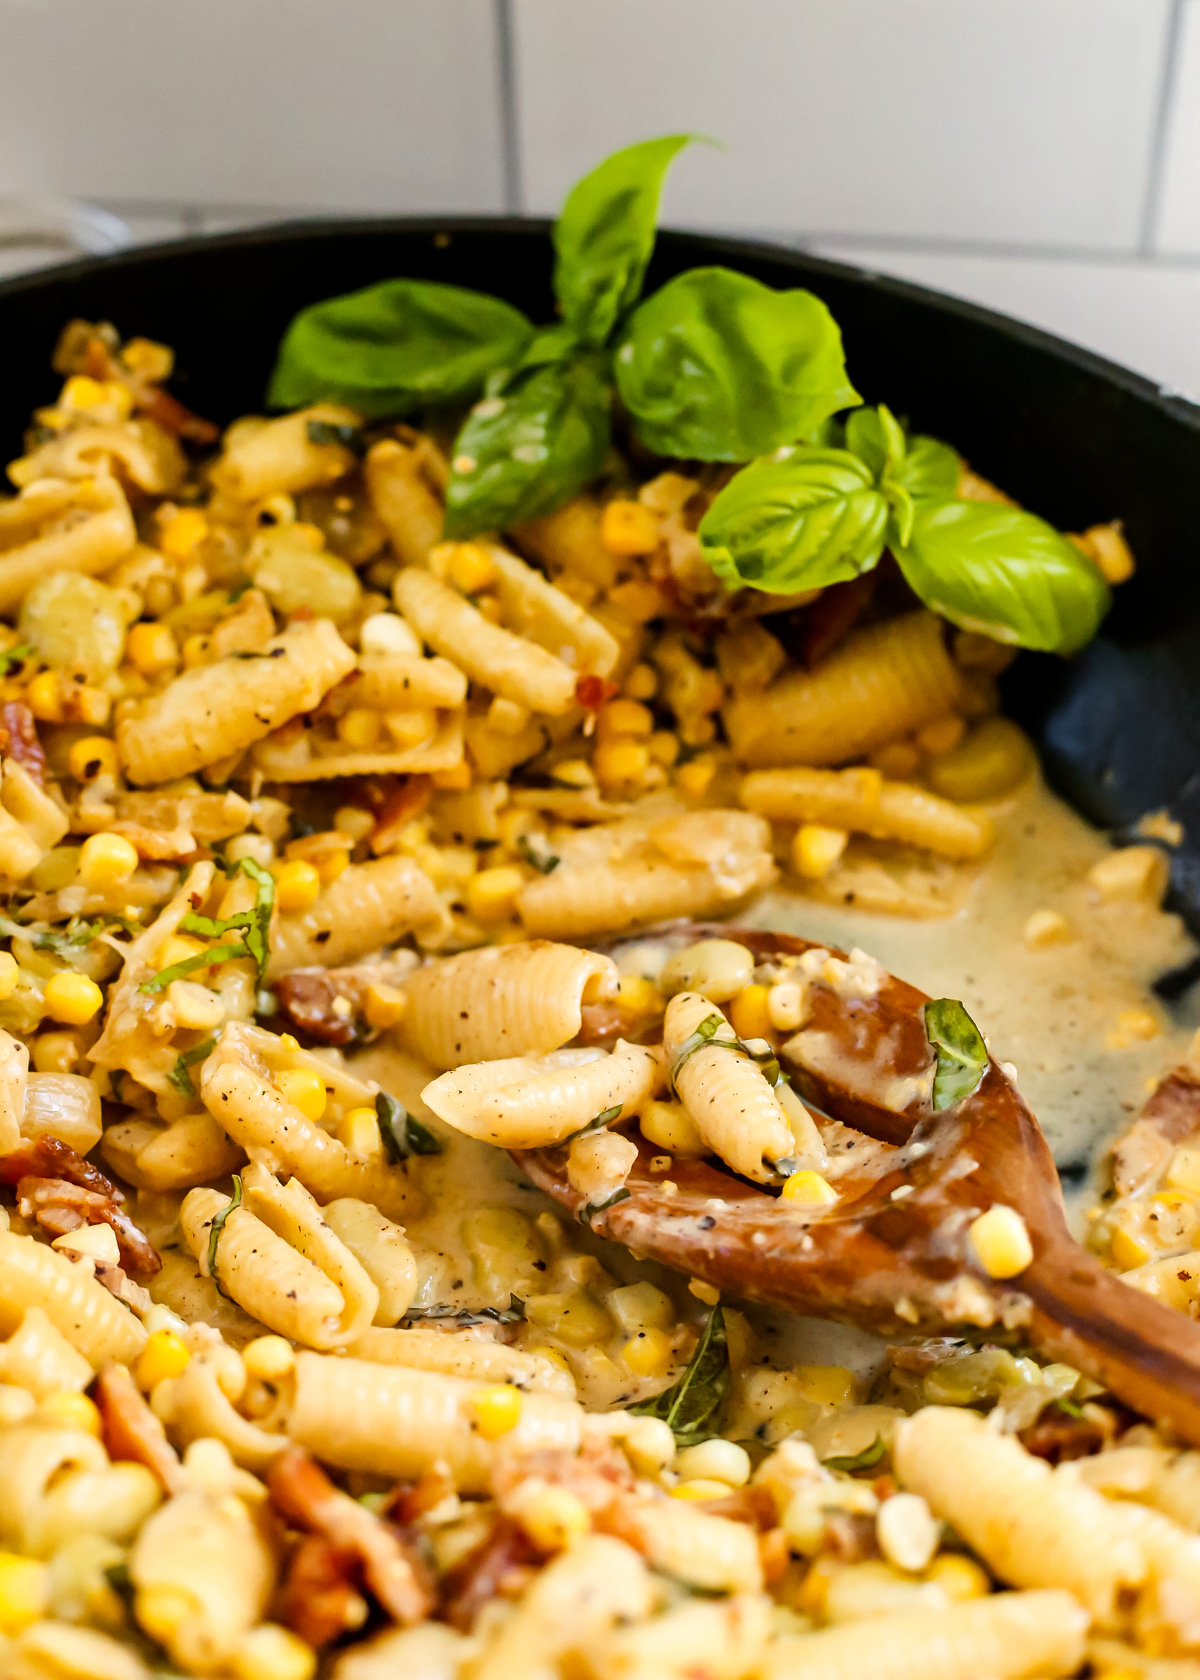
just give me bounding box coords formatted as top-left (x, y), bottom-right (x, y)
top-left (513, 922), bottom-right (1200, 1444)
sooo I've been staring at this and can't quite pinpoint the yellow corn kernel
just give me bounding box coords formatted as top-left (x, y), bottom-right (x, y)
top-left (336, 707), bottom-right (382, 750)
top-left (126, 621), bottom-right (179, 676)
top-left (608, 579), bottom-right (669, 622)
top-left (38, 1389), bottom-right (102, 1436)
top-left (621, 1327), bottom-right (674, 1377)
top-left (596, 698), bottom-right (654, 739)
top-left (160, 508), bottom-right (209, 560)
top-left (593, 738), bottom-right (650, 788)
top-left (337, 1107), bottom-right (383, 1159)
top-left (601, 499), bottom-right (661, 556)
top-left (550, 758), bottom-right (596, 789)
top-left (516, 1485), bottom-right (592, 1552)
top-left (915, 714), bottom-right (966, 757)
top-left (618, 974), bottom-right (664, 1016)
top-left (137, 1585), bottom-right (198, 1643)
top-left (71, 684), bottom-right (112, 726)
top-left (123, 337), bottom-right (173, 380)
top-left (31, 1031), bottom-right (82, 1075)
top-left (925, 1554), bottom-right (990, 1600)
top-left (446, 541), bottom-right (497, 594)
top-left (1110, 1008), bottom-right (1160, 1046)
top-left (623, 662), bottom-right (658, 701)
top-left (0, 1552), bottom-right (49, 1635)
top-left (670, 1479), bottom-right (731, 1502)
top-left (689, 1277), bottom-right (720, 1306)
top-left (276, 1068), bottom-right (327, 1122)
top-left (273, 859), bottom-right (321, 915)
top-left (640, 1098), bottom-right (705, 1155)
top-left (364, 982), bottom-right (408, 1030)
top-left (243, 1336), bottom-right (296, 1381)
top-left (232, 1623), bottom-right (318, 1680)
top-left (62, 375), bottom-right (133, 419)
top-left (675, 1439), bottom-right (751, 1488)
top-left (155, 934), bottom-right (207, 974)
top-left (792, 824), bottom-right (849, 880)
top-left (135, 1329), bottom-right (191, 1391)
top-left (647, 730), bottom-right (680, 768)
top-left (869, 740), bottom-right (921, 780)
top-left (67, 735), bottom-right (119, 783)
top-left (1023, 909), bottom-right (1072, 948)
top-left (181, 632), bottom-right (211, 668)
top-left (1110, 1226), bottom-right (1151, 1270)
top-left (467, 865), bottom-right (524, 924)
top-left (316, 847), bottom-right (350, 886)
top-left (432, 761), bottom-right (472, 791)
top-left (1167, 1146), bottom-right (1200, 1197)
top-left (26, 669), bottom-right (64, 722)
top-left (728, 984), bottom-right (773, 1041)
top-left (469, 1384), bottom-right (522, 1441)
top-left (78, 831), bottom-right (139, 888)
top-left (792, 1364), bottom-right (857, 1406)
top-left (968, 1204), bottom-right (1033, 1278)
top-left (384, 708), bottom-right (437, 749)
top-left (675, 757), bottom-right (715, 799)
top-left (781, 1170), bottom-right (838, 1208)
top-left (42, 972), bottom-right (104, 1026)
top-left (0, 952), bottom-right (18, 1001)
top-left (1089, 846), bottom-right (1169, 906)
top-left (334, 805), bottom-right (376, 843)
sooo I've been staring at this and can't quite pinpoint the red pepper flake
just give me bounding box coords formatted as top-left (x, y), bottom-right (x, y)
top-left (575, 674), bottom-right (620, 713)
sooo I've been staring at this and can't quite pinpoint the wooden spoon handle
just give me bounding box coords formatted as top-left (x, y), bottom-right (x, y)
top-left (1024, 1239), bottom-right (1200, 1442)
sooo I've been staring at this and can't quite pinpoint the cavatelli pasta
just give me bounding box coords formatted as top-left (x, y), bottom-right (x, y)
top-left (365, 433), bottom-right (447, 567)
top-left (210, 403), bottom-right (361, 501)
top-left (267, 854), bottom-right (448, 975)
top-left (399, 939), bottom-right (618, 1070)
top-left (422, 1040), bottom-right (659, 1148)
top-left (9, 417), bottom-right (186, 495)
top-left (151, 1346), bottom-right (288, 1470)
top-left (127, 1110), bottom-right (244, 1193)
top-left (21, 1072), bottom-right (102, 1156)
top-left (589, 1593), bottom-right (770, 1680)
top-left (321, 1199), bottom-right (418, 1326)
top-left (512, 495), bottom-right (619, 590)
top-left (349, 1325), bottom-right (576, 1395)
top-left (473, 1537), bottom-right (653, 1680)
top-left (0, 757), bottom-right (71, 882)
top-left (0, 1229), bottom-right (146, 1365)
top-left (0, 473), bottom-right (136, 613)
top-left (740, 766), bottom-right (993, 860)
top-left (117, 616), bottom-right (356, 785)
top-left (0, 1027), bottom-right (28, 1153)
top-left (664, 991), bottom-right (795, 1183)
top-left (486, 544), bottom-right (619, 677)
top-left (348, 652), bottom-right (468, 712)
top-left (612, 1496), bottom-right (764, 1594)
top-left (0, 1306), bottom-right (93, 1398)
top-left (724, 611), bottom-right (963, 767)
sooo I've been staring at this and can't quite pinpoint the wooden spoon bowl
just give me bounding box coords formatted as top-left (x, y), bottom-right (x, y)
top-left (512, 922), bottom-right (1200, 1443)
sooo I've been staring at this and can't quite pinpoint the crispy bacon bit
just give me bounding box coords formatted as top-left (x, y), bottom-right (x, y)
top-left (0, 1136), bottom-right (124, 1199)
top-left (93, 1260), bottom-right (152, 1315)
top-left (386, 1464), bottom-right (456, 1528)
top-left (268, 1448), bottom-right (432, 1630)
top-left (575, 1000), bottom-right (635, 1048)
top-left (15, 1173), bottom-right (161, 1276)
top-left (134, 385), bottom-right (219, 445)
top-left (440, 1515), bottom-right (539, 1632)
top-left (274, 957), bottom-right (415, 1048)
top-left (280, 1533), bottom-right (369, 1648)
top-left (0, 702), bottom-right (46, 785)
top-left (1019, 1408), bottom-right (1107, 1464)
top-left (94, 1363), bottom-right (184, 1492)
top-left (822, 1511), bottom-right (880, 1562)
top-left (368, 774), bottom-right (432, 856)
top-left (759, 1526), bottom-right (789, 1584)
top-left (799, 574), bottom-right (876, 668)
top-left (703, 1485), bottom-right (778, 1531)
top-left (575, 674), bottom-right (620, 713)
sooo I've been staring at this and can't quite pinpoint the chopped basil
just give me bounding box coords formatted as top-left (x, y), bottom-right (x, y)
top-left (305, 418), bottom-right (366, 454)
top-left (630, 1305), bottom-right (730, 1448)
top-left (167, 1037), bottom-right (217, 1099)
top-left (565, 1102), bottom-right (623, 1143)
top-left (924, 997), bottom-right (989, 1111)
top-left (206, 1173), bottom-right (242, 1295)
top-left (401, 1295), bottom-right (525, 1328)
top-left (517, 833), bottom-right (560, 875)
top-left (822, 1435), bottom-right (886, 1473)
top-left (376, 1091), bottom-right (443, 1161)
top-left (142, 857), bottom-right (275, 994)
top-left (0, 643), bottom-right (33, 677)
top-left (577, 1185), bottom-right (632, 1226)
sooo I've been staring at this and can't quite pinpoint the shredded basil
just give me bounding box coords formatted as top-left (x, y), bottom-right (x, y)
top-left (167, 1037), bottom-right (217, 1099)
top-left (401, 1294), bottom-right (525, 1328)
top-left (565, 1102), bottom-right (623, 1143)
top-left (517, 834), bottom-right (560, 875)
top-left (206, 1174), bottom-right (242, 1295)
top-left (1054, 1395), bottom-right (1085, 1420)
top-left (577, 1185), bottom-right (632, 1226)
top-left (924, 997), bottom-right (989, 1111)
top-left (630, 1305), bottom-right (730, 1447)
top-left (0, 912), bottom-right (136, 953)
top-left (109, 1069), bottom-right (125, 1102)
top-left (376, 1091), bottom-right (442, 1161)
top-left (822, 1435), bottom-right (886, 1473)
top-left (306, 418), bottom-right (366, 454)
top-left (671, 1013), bottom-right (788, 1092)
top-left (0, 643), bottom-right (33, 677)
top-left (141, 857), bottom-right (275, 994)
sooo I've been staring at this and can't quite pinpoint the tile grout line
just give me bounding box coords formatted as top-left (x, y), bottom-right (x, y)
top-left (1139, 0), bottom-right (1188, 255)
top-left (494, 0), bottom-right (523, 215)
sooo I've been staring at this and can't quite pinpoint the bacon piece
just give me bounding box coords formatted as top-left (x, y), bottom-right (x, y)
top-left (1019, 1407), bottom-right (1108, 1464)
top-left (268, 1448), bottom-right (432, 1629)
top-left (576, 674), bottom-right (620, 713)
top-left (440, 1515), bottom-right (538, 1632)
top-left (134, 385), bottom-right (219, 445)
top-left (0, 1136), bottom-right (123, 1199)
top-left (703, 1485), bottom-right (778, 1531)
top-left (368, 774), bottom-right (432, 856)
top-left (386, 1463), bottom-right (456, 1528)
top-left (274, 957), bottom-right (415, 1048)
top-left (280, 1534), bottom-right (368, 1648)
top-left (16, 1175), bottom-right (161, 1276)
top-left (0, 702), bottom-right (46, 785)
top-left (92, 1259), bottom-right (152, 1315)
top-left (94, 1363), bottom-right (184, 1493)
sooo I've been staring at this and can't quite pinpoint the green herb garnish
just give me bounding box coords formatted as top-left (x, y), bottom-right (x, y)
top-left (1054, 1395), bottom-right (1085, 1419)
top-left (0, 643), bottom-right (33, 677)
top-left (206, 1173), bottom-right (242, 1295)
top-left (630, 1305), bottom-right (730, 1447)
top-left (517, 834), bottom-right (560, 875)
top-left (924, 997), bottom-right (989, 1111)
top-left (823, 1435), bottom-right (887, 1473)
top-left (401, 1295), bottom-right (525, 1328)
top-left (0, 912), bottom-right (136, 953)
top-left (140, 857), bottom-right (275, 994)
top-left (376, 1091), bottom-right (442, 1161)
top-left (305, 418), bottom-right (366, 454)
top-left (167, 1037), bottom-right (217, 1099)
top-left (577, 1185), bottom-right (633, 1226)
top-left (565, 1102), bottom-right (623, 1143)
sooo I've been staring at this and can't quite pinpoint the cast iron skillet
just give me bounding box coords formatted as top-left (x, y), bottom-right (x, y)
top-left (2, 218), bottom-right (1200, 928)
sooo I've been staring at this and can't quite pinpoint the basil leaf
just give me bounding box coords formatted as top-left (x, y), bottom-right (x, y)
top-left (206, 1173), bottom-right (242, 1293)
top-left (615, 268), bottom-right (860, 462)
top-left (698, 449), bottom-right (888, 595)
top-left (140, 941), bottom-right (249, 995)
top-left (517, 834), bottom-right (560, 875)
top-left (444, 350), bottom-right (611, 538)
top-left (376, 1091), bottom-right (442, 1161)
top-left (167, 1037), bottom-right (217, 1099)
top-left (401, 1295), bottom-right (525, 1328)
top-left (894, 434), bottom-right (960, 501)
top-left (630, 1305), bottom-right (730, 1448)
top-left (554, 134), bottom-right (698, 346)
top-left (0, 643), bottom-right (32, 678)
top-left (578, 1186), bottom-right (632, 1225)
top-left (566, 1102), bottom-right (623, 1143)
top-left (823, 1435), bottom-right (887, 1473)
top-left (844, 404), bottom-right (906, 481)
top-left (268, 279), bottom-right (534, 417)
top-left (893, 499), bottom-right (1110, 655)
top-left (924, 997), bottom-right (988, 1111)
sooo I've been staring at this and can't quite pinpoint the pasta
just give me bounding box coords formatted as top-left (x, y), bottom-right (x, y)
top-left (365, 432), bottom-right (448, 567)
top-left (664, 990), bottom-right (796, 1182)
top-left (0, 474), bottom-right (136, 613)
top-left (211, 404), bottom-right (363, 502)
top-left (267, 853), bottom-right (449, 973)
top-left (422, 1041), bottom-right (659, 1148)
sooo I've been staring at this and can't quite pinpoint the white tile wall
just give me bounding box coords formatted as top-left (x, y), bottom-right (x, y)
top-left (512, 0), bottom-right (1171, 250)
top-left (1155, 0), bottom-right (1200, 252)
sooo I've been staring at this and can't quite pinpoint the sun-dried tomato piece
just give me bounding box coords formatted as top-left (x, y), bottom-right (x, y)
top-left (575, 674), bottom-right (620, 713)
top-left (440, 1514), bottom-right (538, 1632)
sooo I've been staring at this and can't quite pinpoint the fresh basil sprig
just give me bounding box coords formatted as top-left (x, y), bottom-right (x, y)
top-left (565, 1102), bottom-right (623, 1143)
top-left (823, 1435), bottom-right (887, 1473)
top-left (924, 997), bottom-right (989, 1111)
top-left (206, 1173), bottom-right (242, 1296)
top-left (167, 1036), bottom-right (217, 1099)
top-left (376, 1091), bottom-right (442, 1161)
top-left (630, 1304), bottom-right (730, 1447)
top-left (616, 267), bottom-right (859, 461)
top-left (140, 856), bottom-right (274, 994)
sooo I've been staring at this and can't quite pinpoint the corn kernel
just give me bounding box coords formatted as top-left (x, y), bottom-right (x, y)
top-left (71, 683), bottom-right (113, 726)
top-left (618, 974), bottom-right (664, 1016)
top-left (26, 669), bottom-right (64, 722)
top-left (30, 845), bottom-right (80, 892)
top-left (38, 1389), bottom-right (102, 1436)
top-left (32, 1031), bottom-right (83, 1074)
top-left (126, 621), bottom-right (179, 676)
top-left (792, 824), bottom-right (849, 881)
top-left (488, 696), bottom-right (531, 735)
top-left (968, 1204), bottom-right (1033, 1278)
top-left (781, 1170), bottom-right (838, 1207)
top-left (792, 1364), bottom-right (857, 1406)
top-left (432, 761), bottom-right (472, 791)
top-left (689, 1277), bottom-right (720, 1306)
top-left (67, 735), bottom-right (120, 783)
top-left (601, 499), bottom-right (661, 556)
top-left (78, 831), bottom-right (139, 888)
top-left (137, 1585), bottom-right (198, 1643)
top-left (364, 982), bottom-right (408, 1030)
top-left (623, 663), bottom-right (658, 701)
top-left (446, 541), bottom-right (497, 594)
top-left (0, 1552), bottom-right (49, 1635)
top-left (877, 1492), bottom-right (939, 1573)
top-left (467, 865), bottom-right (524, 923)
top-left (1023, 909), bottom-right (1072, 948)
top-left (925, 1554), bottom-right (990, 1600)
top-left (276, 1068), bottom-right (327, 1122)
top-left (647, 730), bottom-right (680, 768)
top-left (62, 374), bottom-right (132, 418)
top-left (550, 758), bottom-right (596, 789)
top-left (155, 934), bottom-right (207, 973)
top-left (469, 1384), bottom-right (522, 1440)
top-left (337, 707), bottom-right (382, 750)
top-left (273, 859), bottom-right (321, 915)
top-left (1110, 1008), bottom-right (1160, 1046)
top-left (621, 1327), bottom-right (674, 1377)
top-left (639, 1098), bottom-right (705, 1155)
top-left (625, 1416), bottom-right (677, 1475)
top-left (870, 741), bottom-right (921, 780)
top-left (1088, 846), bottom-right (1169, 905)
top-left (243, 1336), bottom-right (296, 1381)
top-left (675, 757), bottom-right (716, 799)
top-left (0, 953), bottom-right (18, 1001)
top-left (593, 738), bottom-right (650, 788)
top-left (334, 805), bottom-right (376, 843)
top-left (915, 715), bottom-right (966, 757)
top-left (337, 1107), bottom-right (383, 1159)
top-left (160, 508), bottom-right (209, 560)
top-left (123, 336), bottom-right (173, 380)
top-left (1167, 1146), bottom-right (1200, 1196)
top-left (181, 632), bottom-right (211, 668)
top-left (671, 1479), bottom-right (731, 1501)
top-left (608, 579), bottom-right (668, 623)
top-left (135, 1329), bottom-right (191, 1391)
top-left (384, 708), bottom-right (437, 749)
top-left (676, 1439), bottom-right (750, 1488)
top-left (597, 699), bottom-right (654, 741)
top-left (42, 972), bottom-right (104, 1025)
top-left (1076, 521), bottom-right (1135, 585)
top-left (729, 984), bottom-right (773, 1041)
top-left (233, 1623), bottom-right (317, 1680)
top-left (1110, 1226), bottom-right (1152, 1269)
top-left (316, 846), bottom-right (350, 886)
top-left (515, 1485), bottom-right (592, 1552)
